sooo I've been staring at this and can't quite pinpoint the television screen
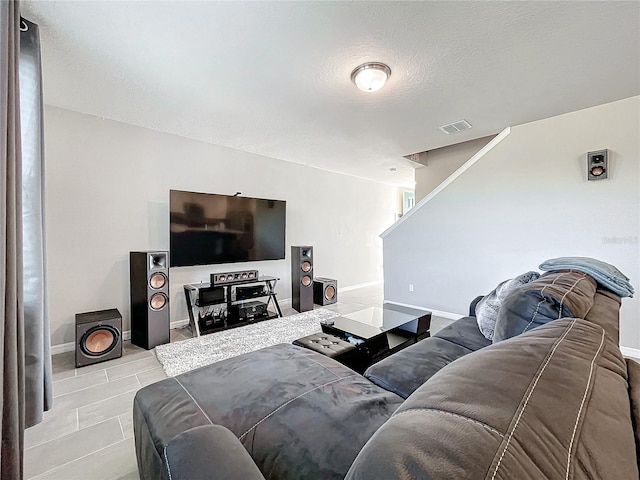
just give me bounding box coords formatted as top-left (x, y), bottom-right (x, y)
top-left (169, 190), bottom-right (286, 267)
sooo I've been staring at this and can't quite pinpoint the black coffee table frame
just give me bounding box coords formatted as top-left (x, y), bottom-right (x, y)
top-left (319, 304), bottom-right (432, 373)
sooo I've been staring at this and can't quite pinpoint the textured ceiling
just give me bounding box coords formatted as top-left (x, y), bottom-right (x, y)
top-left (21, 1), bottom-right (640, 187)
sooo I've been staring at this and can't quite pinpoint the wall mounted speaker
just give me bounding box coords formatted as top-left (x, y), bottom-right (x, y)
top-left (210, 270), bottom-right (259, 286)
top-left (291, 246), bottom-right (313, 312)
top-left (75, 308), bottom-right (122, 368)
top-left (130, 251), bottom-right (170, 350)
top-left (587, 149), bottom-right (608, 181)
top-left (314, 277), bottom-right (337, 306)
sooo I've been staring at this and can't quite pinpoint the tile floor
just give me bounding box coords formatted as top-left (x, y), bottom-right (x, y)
top-left (25, 283), bottom-right (451, 479)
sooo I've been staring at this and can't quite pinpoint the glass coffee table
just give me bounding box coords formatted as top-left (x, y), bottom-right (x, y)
top-left (319, 304), bottom-right (431, 373)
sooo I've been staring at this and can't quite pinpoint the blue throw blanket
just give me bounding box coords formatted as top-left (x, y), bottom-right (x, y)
top-left (539, 257), bottom-right (634, 298)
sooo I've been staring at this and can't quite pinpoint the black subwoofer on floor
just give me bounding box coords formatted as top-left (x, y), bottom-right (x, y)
top-left (291, 245), bottom-right (313, 312)
top-left (75, 308), bottom-right (123, 368)
top-left (313, 277), bottom-right (337, 306)
top-left (130, 251), bottom-right (170, 350)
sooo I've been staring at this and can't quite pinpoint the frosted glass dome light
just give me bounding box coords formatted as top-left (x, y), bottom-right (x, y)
top-left (350, 62), bottom-right (391, 93)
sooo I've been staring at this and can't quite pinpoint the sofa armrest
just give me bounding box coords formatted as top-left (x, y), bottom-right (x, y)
top-left (164, 425), bottom-right (266, 480)
top-left (469, 295), bottom-right (484, 317)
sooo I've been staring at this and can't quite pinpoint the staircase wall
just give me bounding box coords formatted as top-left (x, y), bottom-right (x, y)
top-left (382, 96), bottom-right (640, 349)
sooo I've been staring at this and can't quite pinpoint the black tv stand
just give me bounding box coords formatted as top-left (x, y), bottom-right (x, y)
top-left (183, 276), bottom-right (282, 337)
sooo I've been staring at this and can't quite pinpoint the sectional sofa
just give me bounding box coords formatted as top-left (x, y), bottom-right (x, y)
top-left (133, 270), bottom-right (640, 479)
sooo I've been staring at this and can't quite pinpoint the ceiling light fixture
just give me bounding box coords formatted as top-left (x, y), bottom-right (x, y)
top-left (350, 62), bottom-right (391, 93)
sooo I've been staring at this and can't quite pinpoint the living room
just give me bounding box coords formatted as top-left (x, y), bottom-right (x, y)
top-left (2, 1), bottom-right (639, 479)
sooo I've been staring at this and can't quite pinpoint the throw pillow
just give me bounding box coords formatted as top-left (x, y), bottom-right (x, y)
top-left (492, 270), bottom-right (597, 343)
top-left (475, 271), bottom-right (540, 340)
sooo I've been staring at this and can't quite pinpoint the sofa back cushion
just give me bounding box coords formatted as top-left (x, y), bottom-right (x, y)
top-left (345, 318), bottom-right (638, 480)
top-left (492, 270), bottom-right (598, 342)
top-left (626, 358), bottom-right (640, 473)
top-left (584, 286), bottom-right (621, 344)
top-left (363, 316), bottom-right (490, 399)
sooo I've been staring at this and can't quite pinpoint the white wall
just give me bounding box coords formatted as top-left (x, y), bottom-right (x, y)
top-left (415, 135), bottom-right (496, 201)
top-left (383, 97), bottom-right (640, 349)
top-left (44, 106), bottom-right (396, 347)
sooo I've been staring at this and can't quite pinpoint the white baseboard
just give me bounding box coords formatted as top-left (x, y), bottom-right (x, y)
top-left (340, 280), bottom-right (382, 293)
top-left (620, 346), bottom-right (640, 359)
top-left (171, 319), bottom-right (190, 329)
top-left (382, 300), bottom-right (463, 320)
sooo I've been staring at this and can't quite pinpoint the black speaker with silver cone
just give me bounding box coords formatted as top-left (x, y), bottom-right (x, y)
top-left (313, 277), bottom-right (337, 306)
top-left (75, 308), bottom-right (123, 368)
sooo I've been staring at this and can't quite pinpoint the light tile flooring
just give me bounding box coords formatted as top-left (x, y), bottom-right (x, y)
top-left (26, 284), bottom-right (451, 479)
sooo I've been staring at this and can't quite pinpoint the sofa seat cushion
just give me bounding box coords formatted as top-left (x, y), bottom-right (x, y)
top-left (364, 316), bottom-right (490, 399)
top-left (346, 318), bottom-right (639, 480)
top-left (133, 343), bottom-right (403, 480)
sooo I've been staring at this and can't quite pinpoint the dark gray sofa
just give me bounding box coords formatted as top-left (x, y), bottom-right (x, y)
top-left (133, 271), bottom-right (640, 479)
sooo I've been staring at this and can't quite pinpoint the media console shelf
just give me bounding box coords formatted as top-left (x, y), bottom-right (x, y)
top-left (183, 276), bottom-right (282, 337)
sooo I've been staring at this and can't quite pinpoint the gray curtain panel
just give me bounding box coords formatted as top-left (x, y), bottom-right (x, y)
top-left (1, 2), bottom-right (26, 479)
top-left (1, 2), bottom-right (53, 478)
top-left (20, 16), bottom-right (53, 430)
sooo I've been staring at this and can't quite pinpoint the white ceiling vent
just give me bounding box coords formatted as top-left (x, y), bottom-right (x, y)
top-left (439, 119), bottom-right (472, 134)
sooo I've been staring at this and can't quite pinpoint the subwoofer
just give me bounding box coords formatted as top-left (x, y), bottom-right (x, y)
top-left (313, 277), bottom-right (337, 306)
top-left (130, 251), bottom-right (170, 350)
top-left (291, 246), bottom-right (313, 312)
top-left (75, 308), bottom-right (123, 368)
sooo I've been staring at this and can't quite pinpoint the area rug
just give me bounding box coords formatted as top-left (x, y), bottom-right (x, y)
top-left (155, 308), bottom-right (341, 377)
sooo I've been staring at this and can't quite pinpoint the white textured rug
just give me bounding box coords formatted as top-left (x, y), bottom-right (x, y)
top-left (155, 308), bottom-right (341, 377)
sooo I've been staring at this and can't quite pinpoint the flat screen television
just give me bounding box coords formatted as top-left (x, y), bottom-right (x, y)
top-left (169, 190), bottom-right (286, 267)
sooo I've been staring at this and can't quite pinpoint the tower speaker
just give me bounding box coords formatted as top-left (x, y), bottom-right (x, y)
top-left (313, 277), bottom-right (337, 306)
top-left (130, 251), bottom-right (170, 350)
top-left (75, 308), bottom-right (122, 368)
top-left (291, 246), bottom-right (313, 312)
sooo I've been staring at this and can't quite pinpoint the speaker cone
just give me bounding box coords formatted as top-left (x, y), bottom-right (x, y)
top-left (81, 325), bottom-right (119, 357)
top-left (301, 261), bottom-right (312, 273)
top-left (149, 293), bottom-right (168, 310)
top-left (325, 285), bottom-right (336, 300)
top-left (149, 272), bottom-right (167, 289)
top-left (301, 275), bottom-right (312, 287)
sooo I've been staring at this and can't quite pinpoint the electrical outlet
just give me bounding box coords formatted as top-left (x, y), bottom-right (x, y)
top-left (409, 284), bottom-right (414, 292)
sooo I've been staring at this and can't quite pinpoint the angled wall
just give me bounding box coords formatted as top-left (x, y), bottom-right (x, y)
top-left (415, 135), bottom-right (496, 202)
top-left (383, 97), bottom-right (640, 349)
